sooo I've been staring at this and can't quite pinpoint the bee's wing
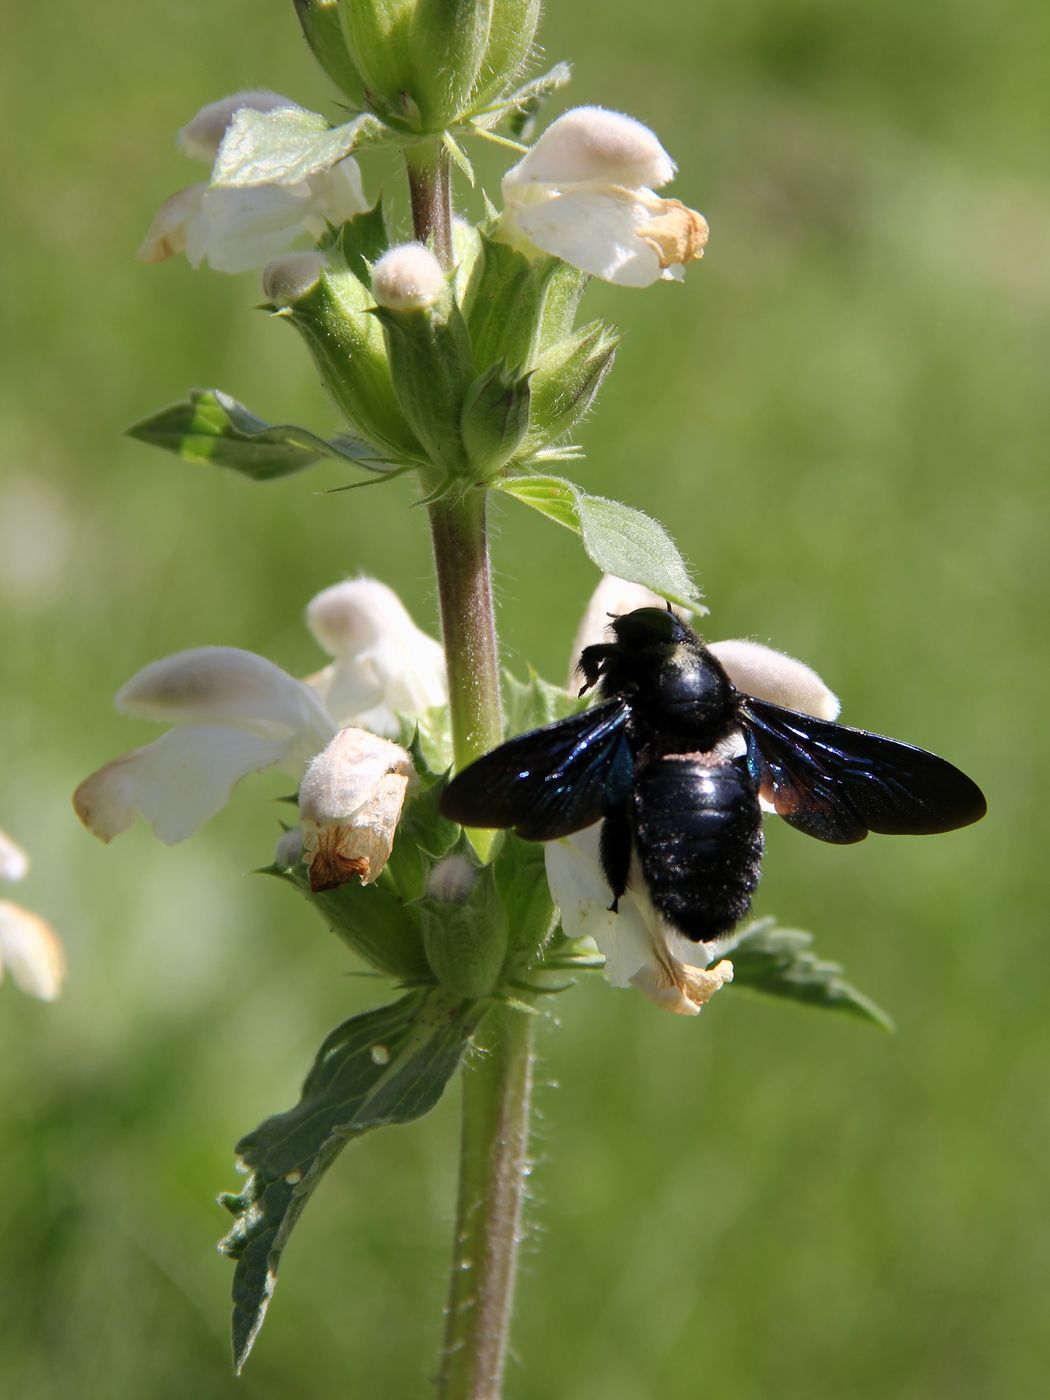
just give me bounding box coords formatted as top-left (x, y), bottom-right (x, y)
top-left (741, 697), bottom-right (987, 844)
top-left (439, 699), bottom-right (634, 840)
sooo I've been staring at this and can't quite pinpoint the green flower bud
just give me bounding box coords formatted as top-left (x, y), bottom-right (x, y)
top-left (523, 321), bottom-right (620, 450)
top-left (293, 0), bottom-right (364, 103)
top-left (268, 255), bottom-right (424, 463)
top-left (460, 362), bottom-right (531, 478)
top-left (371, 244), bottom-right (475, 477)
top-left (337, 0), bottom-right (494, 131)
top-left (414, 850), bottom-right (507, 999)
top-left (472, 0), bottom-right (541, 108)
top-left (462, 234), bottom-right (559, 373)
top-left (283, 866), bottom-right (434, 982)
top-left (409, 0), bottom-right (493, 130)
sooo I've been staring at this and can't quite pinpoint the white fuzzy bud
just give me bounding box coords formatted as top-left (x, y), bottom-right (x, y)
top-left (262, 251), bottom-right (326, 305)
top-left (371, 243), bottom-right (446, 312)
top-left (425, 854), bottom-right (477, 904)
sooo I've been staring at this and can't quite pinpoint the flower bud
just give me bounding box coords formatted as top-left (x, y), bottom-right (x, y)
top-left (293, 0), bottom-right (364, 102)
top-left (274, 827), bottom-right (305, 870)
top-left (460, 362), bottom-right (531, 478)
top-left (414, 860), bottom-right (508, 999)
top-left (298, 728), bottom-right (415, 892)
top-left (372, 243), bottom-right (446, 312)
top-left (523, 321), bottom-right (620, 451)
top-left (276, 262), bottom-right (424, 461)
top-left (261, 251), bottom-right (327, 305)
top-left (371, 249), bottom-right (475, 476)
top-left (425, 852), bottom-right (477, 904)
top-left (338, 0), bottom-right (493, 131)
top-left (472, 0), bottom-right (541, 107)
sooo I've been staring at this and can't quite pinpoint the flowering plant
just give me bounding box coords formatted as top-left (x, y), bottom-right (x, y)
top-left (70, 3), bottom-right (982, 1393)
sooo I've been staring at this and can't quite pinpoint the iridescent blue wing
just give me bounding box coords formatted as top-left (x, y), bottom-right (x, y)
top-left (439, 699), bottom-right (634, 840)
top-left (742, 697), bottom-right (987, 844)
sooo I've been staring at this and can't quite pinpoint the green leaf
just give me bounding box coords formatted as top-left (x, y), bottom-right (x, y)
top-left (719, 919), bottom-right (895, 1031)
top-left (494, 833), bottom-right (557, 979)
top-left (220, 989), bottom-right (484, 1371)
top-left (481, 60), bottom-right (573, 140)
top-left (275, 864), bottom-right (433, 982)
top-left (502, 667), bottom-right (585, 737)
top-left (213, 107), bottom-right (388, 188)
top-left (319, 201), bottom-right (390, 280)
top-left (496, 474), bottom-right (703, 609)
top-left (128, 389), bottom-right (381, 481)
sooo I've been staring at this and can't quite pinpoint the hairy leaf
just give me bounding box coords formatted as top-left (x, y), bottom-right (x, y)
top-left (128, 389), bottom-right (380, 480)
top-left (213, 107), bottom-right (388, 188)
top-left (220, 990), bottom-right (484, 1371)
top-left (717, 919), bottom-right (894, 1031)
top-left (496, 474), bottom-right (703, 608)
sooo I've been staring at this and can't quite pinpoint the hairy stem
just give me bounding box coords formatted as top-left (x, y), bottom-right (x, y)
top-left (407, 141), bottom-right (529, 1400)
top-left (406, 141), bottom-right (453, 269)
top-left (428, 488), bottom-right (503, 774)
top-left (438, 1005), bottom-right (534, 1400)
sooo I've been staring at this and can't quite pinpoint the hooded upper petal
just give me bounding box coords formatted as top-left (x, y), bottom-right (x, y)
top-left (503, 107), bottom-right (676, 190)
top-left (305, 579), bottom-right (446, 734)
top-left (177, 91), bottom-right (299, 163)
top-left (116, 646), bottom-right (336, 748)
top-left (73, 724), bottom-right (297, 844)
top-left (707, 639), bottom-right (840, 719)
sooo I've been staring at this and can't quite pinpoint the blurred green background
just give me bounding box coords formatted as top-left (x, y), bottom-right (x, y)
top-left (2, 1), bottom-right (1046, 1396)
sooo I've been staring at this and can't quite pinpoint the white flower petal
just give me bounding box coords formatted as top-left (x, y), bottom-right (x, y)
top-left (504, 106), bottom-right (675, 190)
top-left (544, 827), bottom-right (653, 984)
top-left (178, 91), bottom-right (299, 162)
top-left (708, 639), bottom-right (840, 719)
top-left (261, 251), bottom-right (326, 304)
top-left (116, 646), bottom-right (336, 747)
top-left (305, 580), bottom-right (446, 727)
top-left (509, 187), bottom-right (668, 287)
top-left (137, 184), bottom-right (206, 263)
top-left (0, 900), bottom-right (65, 1001)
top-left (185, 182), bottom-right (315, 273)
top-left (73, 725), bottom-right (295, 844)
top-left (0, 828), bottom-right (29, 883)
top-left (312, 157), bottom-right (368, 226)
top-left (298, 728), bottom-right (413, 828)
top-left (298, 728), bottom-right (414, 890)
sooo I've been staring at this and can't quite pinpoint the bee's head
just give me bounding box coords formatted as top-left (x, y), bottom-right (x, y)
top-left (608, 606), bottom-right (692, 650)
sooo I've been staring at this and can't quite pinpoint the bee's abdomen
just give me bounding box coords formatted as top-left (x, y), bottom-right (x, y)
top-left (632, 757), bottom-right (763, 942)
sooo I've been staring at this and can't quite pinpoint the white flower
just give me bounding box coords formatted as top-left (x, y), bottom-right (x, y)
top-left (138, 91), bottom-right (368, 274)
top-left (74, 578), bottom-right (444, 847)
top-left (371, 243), bottom-right (447, 312)
top-left (305, 578), bottom-right (446, 738)
top-left (545, 827), bottom-right (732, 1015)
top-left (0, 828), bottom-right (64, 1002)
top-left (298, 728), bottom-right (415, 891)
top-left (500, 106), bottom-right (709, 287)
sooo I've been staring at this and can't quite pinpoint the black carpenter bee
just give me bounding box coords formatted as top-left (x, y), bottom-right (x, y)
top-left (439, 607), bottom-right (987, 942)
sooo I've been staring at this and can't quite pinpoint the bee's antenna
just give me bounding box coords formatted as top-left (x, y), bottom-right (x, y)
top-left (665, 600), bottom-right (673, 613)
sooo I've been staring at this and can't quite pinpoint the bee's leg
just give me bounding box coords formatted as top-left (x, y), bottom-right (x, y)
top-left (599, 809), bottom-right (632, 913)
top-left (576, 643), bottom-right (615, 695)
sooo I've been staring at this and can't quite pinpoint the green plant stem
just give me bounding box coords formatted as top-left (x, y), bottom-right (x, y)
top-left (407, 142), bottom-right (531, 1400)
top-left (406, 141), bottom-right (453, 269)
top-left (428, 488), bottom-right (503, 774)
top-left (438, 1004), bottom-right (534, 1400)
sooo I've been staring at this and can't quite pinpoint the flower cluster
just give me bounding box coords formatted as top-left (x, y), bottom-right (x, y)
top-left (74, 579), bottom-right (443, 893)
top-left (0, 829), bottom-right (64, 1002)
